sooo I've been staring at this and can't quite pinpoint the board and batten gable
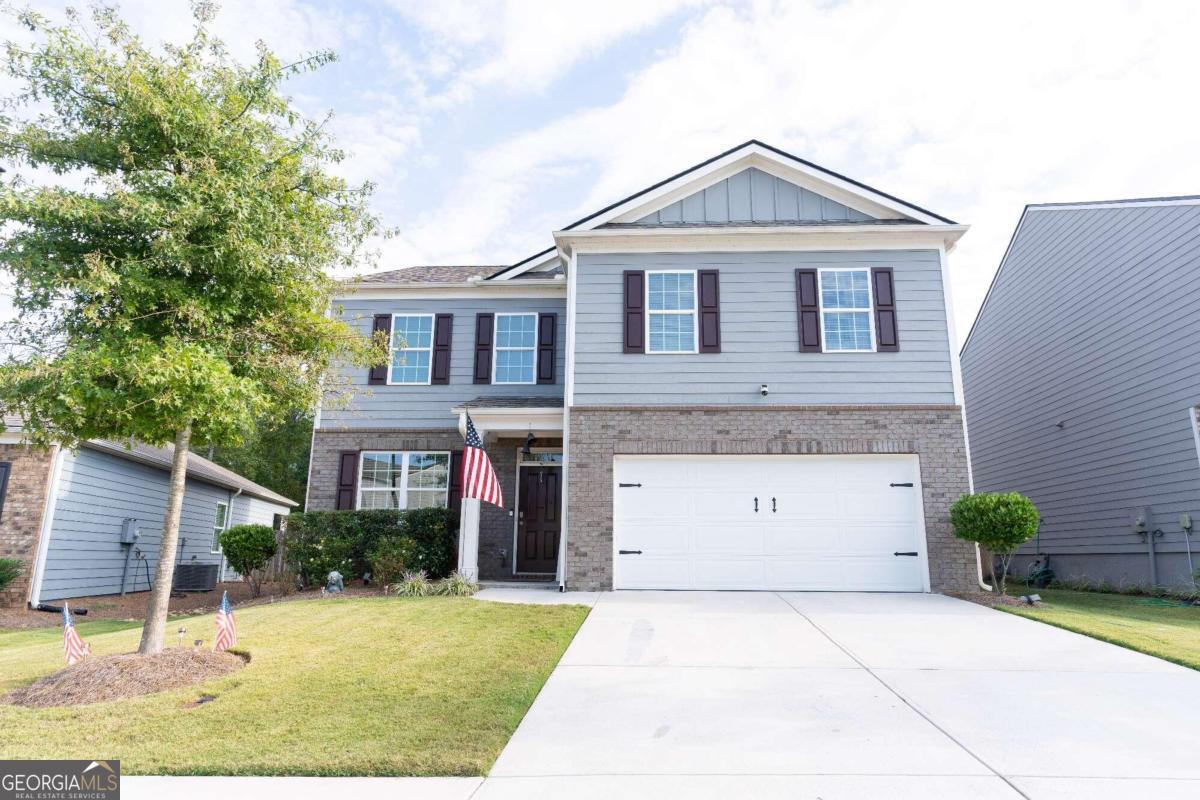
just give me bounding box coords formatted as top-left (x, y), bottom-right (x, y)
top-left (961, 200), bottom-right (1200, 586)
top-left (321, 296), bottom-right (567, 430)
top-left (571, 250), bottom-right (956, 405)
top-left (632, 167), bottom-right (879, 225)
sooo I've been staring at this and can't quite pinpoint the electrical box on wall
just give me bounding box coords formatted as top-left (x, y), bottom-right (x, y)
top-left (120, 518), bottom-right (140, 544)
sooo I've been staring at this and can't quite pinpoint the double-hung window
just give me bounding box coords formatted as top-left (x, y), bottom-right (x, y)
top-left (819, 269), bottom-right (875, 352)
top-left (647, 271), bottom-right (697, 354)
top-left (389, 314), bottom-right (435, 384)
top-left (358, 451), bottom-right (450, 510)
top-left (211, 501), bottom-right (229, 553)
top-left (493, 313), bottom-right (537, 384)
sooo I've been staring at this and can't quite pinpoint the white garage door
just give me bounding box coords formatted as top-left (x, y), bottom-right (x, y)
top-left (613, 455), bottom-right (928, 591)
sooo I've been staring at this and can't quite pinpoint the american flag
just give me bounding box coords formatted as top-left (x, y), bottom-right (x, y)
top-left (63, 602), bottom-right (85, 666)
top-left (214, 591), bottom-right (237, 652)
top-left (463, 412), bottom-right (504, 508)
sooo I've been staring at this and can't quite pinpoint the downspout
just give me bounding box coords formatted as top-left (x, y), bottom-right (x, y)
top-left (223, 487), bottom-right (243, 581)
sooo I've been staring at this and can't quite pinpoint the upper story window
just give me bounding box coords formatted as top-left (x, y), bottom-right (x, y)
top-left (390, 314), bottom-right (434, 384)
top-left (494, 313), bottom-right (537, 384)
top-left (211, 501), bottom-right (229, 553)
top-left (359, 451), bottom-right (450, 509)
top-left (647, 271), bottom-right (697, 354)
top-left (819, 269), bottom-right (875, 352)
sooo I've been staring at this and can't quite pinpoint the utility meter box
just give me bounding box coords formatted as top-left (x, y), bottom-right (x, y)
top-left (120, 518), bottom-right (140, 544)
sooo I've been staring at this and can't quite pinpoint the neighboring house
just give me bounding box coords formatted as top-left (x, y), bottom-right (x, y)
top-left (0, 415), bottom-right (296, 606)
top-left (309, 140), bottom-right (978, 593)
top-left (962, 195), bottom-right (1200, 589)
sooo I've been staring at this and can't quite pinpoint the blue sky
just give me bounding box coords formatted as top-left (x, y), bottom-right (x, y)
top-left (4, 0), bottom-right (1200, 335)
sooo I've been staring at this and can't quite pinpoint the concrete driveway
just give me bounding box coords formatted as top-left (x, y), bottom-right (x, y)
top-left (477, 591), bottom-right (1200, 800)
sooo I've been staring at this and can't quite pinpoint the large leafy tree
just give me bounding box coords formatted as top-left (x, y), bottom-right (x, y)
top-left (0, 3), bottom-right (382, 653)
top-left (208, 409), bottom-right (313, 504)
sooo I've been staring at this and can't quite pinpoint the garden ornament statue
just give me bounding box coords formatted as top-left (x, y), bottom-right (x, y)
top-left (326, 570), bottom-right (344, 593)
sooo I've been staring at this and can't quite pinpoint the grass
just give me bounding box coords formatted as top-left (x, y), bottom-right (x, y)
top-left (0, 596), bottom-right (588, 776)
top-left (998, 585), bottom-right (1200, 670)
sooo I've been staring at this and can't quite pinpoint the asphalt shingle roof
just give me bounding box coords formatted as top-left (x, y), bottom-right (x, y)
top-left (356, 265), bottom-right (503, 284)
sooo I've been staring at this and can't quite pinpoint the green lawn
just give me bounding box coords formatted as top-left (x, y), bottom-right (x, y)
top-left (0, 597), bottom-right (588, 775)
top-left (999, 586), bottom-right (1200, 670)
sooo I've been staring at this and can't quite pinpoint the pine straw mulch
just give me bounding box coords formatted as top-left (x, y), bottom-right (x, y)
top-left (4, 648), bottom-right (248, 708)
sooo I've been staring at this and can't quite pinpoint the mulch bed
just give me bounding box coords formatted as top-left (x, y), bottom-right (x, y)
top-left (4, 649), bottom-right (248, 708)
top-left (947, 590), bottom-right (1034, 608)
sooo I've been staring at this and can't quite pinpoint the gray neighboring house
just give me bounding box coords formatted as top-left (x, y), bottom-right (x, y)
top-left (0, 416), bottom-right (296, 606)
top-left (961, 196), bottom-right (1200, 588)
top-left (309, 140), bottom-right (980, 593)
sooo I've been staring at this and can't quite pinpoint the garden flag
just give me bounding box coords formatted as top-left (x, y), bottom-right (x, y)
top-left (462, 412), bottom-right (504, 509)
top-left (63, 602), bottom-right (86, 665)
top-left (214, 591), bottom-right (237, 652)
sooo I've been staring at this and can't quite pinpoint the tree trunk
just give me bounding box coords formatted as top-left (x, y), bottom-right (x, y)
top-left (137, 425), bottom-right (192, 655)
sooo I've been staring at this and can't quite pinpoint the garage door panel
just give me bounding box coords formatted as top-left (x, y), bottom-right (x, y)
top-left (764, 522), bottom-right (838, 554)
top-left (839, 523), bottom-right (920, 553)
top-left (619, 556), bottom-right (690, 589)
top-left (833, 457), bottom-right (917, 487)
top-left (621, 523), bottom-right (690, 554)
top-left (842, 558), bottom-right (924, 591)
top-left (838, 490), bottom-right (917, 522)
top-left (693, 524), bottom-right (765, 555)
top-left (693, 491), bottom-right (758, 521)
top-left (768, 490), bottom-right (840, 520)
top-left (767, 558), bottom-right (849, 591)
top-left (620, 488), bottom-right (692, 521)
top-left (693, 558), bottom-right (766, 589)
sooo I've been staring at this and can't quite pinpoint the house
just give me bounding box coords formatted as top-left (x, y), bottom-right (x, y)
top-left (0, 415), bottom-right (296, 606)
top-left (308, 140), bottom-right (979, 593)
top-left (961, 195), bottom-right (1200, 589)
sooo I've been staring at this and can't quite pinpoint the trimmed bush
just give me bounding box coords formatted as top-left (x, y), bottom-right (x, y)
top-left (370, 536), bottom-right (417, 588)
top-left (0, 558), bottom-right (22, 593)
top-left (219, 524), bottom-right (278, 597)
top-left (950, 492), bottom-right (1040, 596)
top-left (284, 507), bottom-right (457, 587)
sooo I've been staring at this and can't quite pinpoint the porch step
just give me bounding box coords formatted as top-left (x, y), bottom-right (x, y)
top-left (478, 580), bottom-right (559, 590)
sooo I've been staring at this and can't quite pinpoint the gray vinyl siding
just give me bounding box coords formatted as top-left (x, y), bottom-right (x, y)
top-left (634, 168), bottom-right (877, 225)
top-left (961, 202), bottom-right (1200, 588)
top-left (38, 447), bottom-right (290, 601)
top-left (320, 297), bottom-right (567, 430)
top-left (573, 250), bottom-right (955, 405)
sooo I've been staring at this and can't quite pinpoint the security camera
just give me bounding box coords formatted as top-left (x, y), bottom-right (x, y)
top-left (760, 384), bottom-right (769, 397)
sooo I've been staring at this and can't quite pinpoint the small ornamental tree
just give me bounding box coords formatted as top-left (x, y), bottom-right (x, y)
top-left (220, 524), bottom-right (277, 597)
top-left (0, 3), bottom-right (385, 653)
top-left (950, 492), bottom-right (1040, 596)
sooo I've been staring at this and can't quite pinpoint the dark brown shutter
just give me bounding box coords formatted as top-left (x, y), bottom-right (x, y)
top-left (449, 450), bottom-right (464, 511)
top-left (795, 269), bottom-right (822, 352)
top-left (368, 314), bottom-right (392, 385)
top-left (697, 269), bottom-right (721, 353)
top-left (872, 267), bottom-right (899, 352)
top-left (623, 270), bottom-right (645, 353)
top-left (473, 313), bottom-right (494, 384)
top-left (537, 313), bottom-right (557, 384)
top-left (431, 313), bottom-right (453, 384)
top-left (335, 451), bottom-right (359, 510)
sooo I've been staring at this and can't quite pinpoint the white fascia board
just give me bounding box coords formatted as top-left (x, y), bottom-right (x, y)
top-left (27, 444), bottom-right (65, 607)
top-left (555, 224), bottom-right (968, 256)
top-left (450, 407), bottom-right (565, 437)
top-left (334, 280), bottom-right (566, 301)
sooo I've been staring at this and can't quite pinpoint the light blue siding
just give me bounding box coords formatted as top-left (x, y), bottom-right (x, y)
top-left (573, 250), bottom-right (955, 405)
top-left (320, 297), bottom-right (566, 430)
top-left (634, 168), bottom-right (876, 225)
top-left (962, 202), bottom-right (1200, 587)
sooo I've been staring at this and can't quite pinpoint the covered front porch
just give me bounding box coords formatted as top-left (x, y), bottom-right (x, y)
top-left (451, 398), bottom-right (565, 585)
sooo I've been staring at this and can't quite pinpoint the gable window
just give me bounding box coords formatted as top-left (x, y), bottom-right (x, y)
top-left (389, 314), bottom-right (435, 384)
top-left (647, 271), bottom-right (697, 354)
top-left (358, 451), bottom-right (450, 510)
top-left (211, 501), bottom-right (229, 553)
top-left (819, 269), bottom-right (875, 352)
top-left (493, 313), bottom-right (537, 384)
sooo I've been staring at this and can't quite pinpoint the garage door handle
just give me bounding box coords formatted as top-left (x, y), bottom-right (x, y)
top-left (618, 482), bottom-right (642, 488)
top-left (771, 497), bottom-right (776, 513)
top-left (618, 549), bottom-right (642, 555)
top-left (754, 497), bottom-right (758, 513)
top-left (894, 551), bottom-right (919, 557)
top-left (890, 482), bottom-right (914, 488)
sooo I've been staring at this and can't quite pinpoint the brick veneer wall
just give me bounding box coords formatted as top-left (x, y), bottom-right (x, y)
top-left (309, 429), bottom-right (562, 580)
top-left (0, 443), bottom-right (56, 606)
top-left (565, 405), bottom-right (977, 593)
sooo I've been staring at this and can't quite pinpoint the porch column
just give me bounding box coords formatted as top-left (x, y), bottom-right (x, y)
top-left (457, 499), bottom-right (481, 581)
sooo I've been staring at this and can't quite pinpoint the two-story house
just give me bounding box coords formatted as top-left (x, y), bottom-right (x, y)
top-left (306, 140), bottom-right (979, 593)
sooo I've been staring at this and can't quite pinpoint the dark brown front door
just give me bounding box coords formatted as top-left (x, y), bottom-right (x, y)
top-left (517, 466), bottom-right (561, 573)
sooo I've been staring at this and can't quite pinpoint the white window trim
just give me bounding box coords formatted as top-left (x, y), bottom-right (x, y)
top-left (645, 269), bottom-right (699, 354)
top-left (356, 450), bottom-right (451, 510)
top-left (492, 312), bottom-right (539, 385)
top-left (387, 312), bottom-right (435, 386)
top-left (211, 501), bottom-right (229, 554)
top-left (817, 267), bottom-right (877, 353)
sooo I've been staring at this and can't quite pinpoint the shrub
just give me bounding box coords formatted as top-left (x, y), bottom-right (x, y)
top-left (284, 507), bottom-right (457, 587)
top-left (394, 569), bottom-right (432, 597)
top-left (0, 558), bottom-right (22, 593)
top-left (950, 492), bottom-right (1040, 596)
top-left (219, 524), bottom-right (278, 597)
top-left (437, 570), bottom-right (478, 597)
top-left (370, 536), bottom-right (416, 588)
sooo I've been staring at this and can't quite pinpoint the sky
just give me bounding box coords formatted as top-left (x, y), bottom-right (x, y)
top-left (3, 0), bottom-right (1200, 338)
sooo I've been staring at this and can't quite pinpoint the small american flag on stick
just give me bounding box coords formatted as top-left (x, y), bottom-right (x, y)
top-left (214, 591), bottom-right (237, 652)
top-left (462, 412), bottom-right (504, 509)
top-left (63, 602), bottom-right (86, 665)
